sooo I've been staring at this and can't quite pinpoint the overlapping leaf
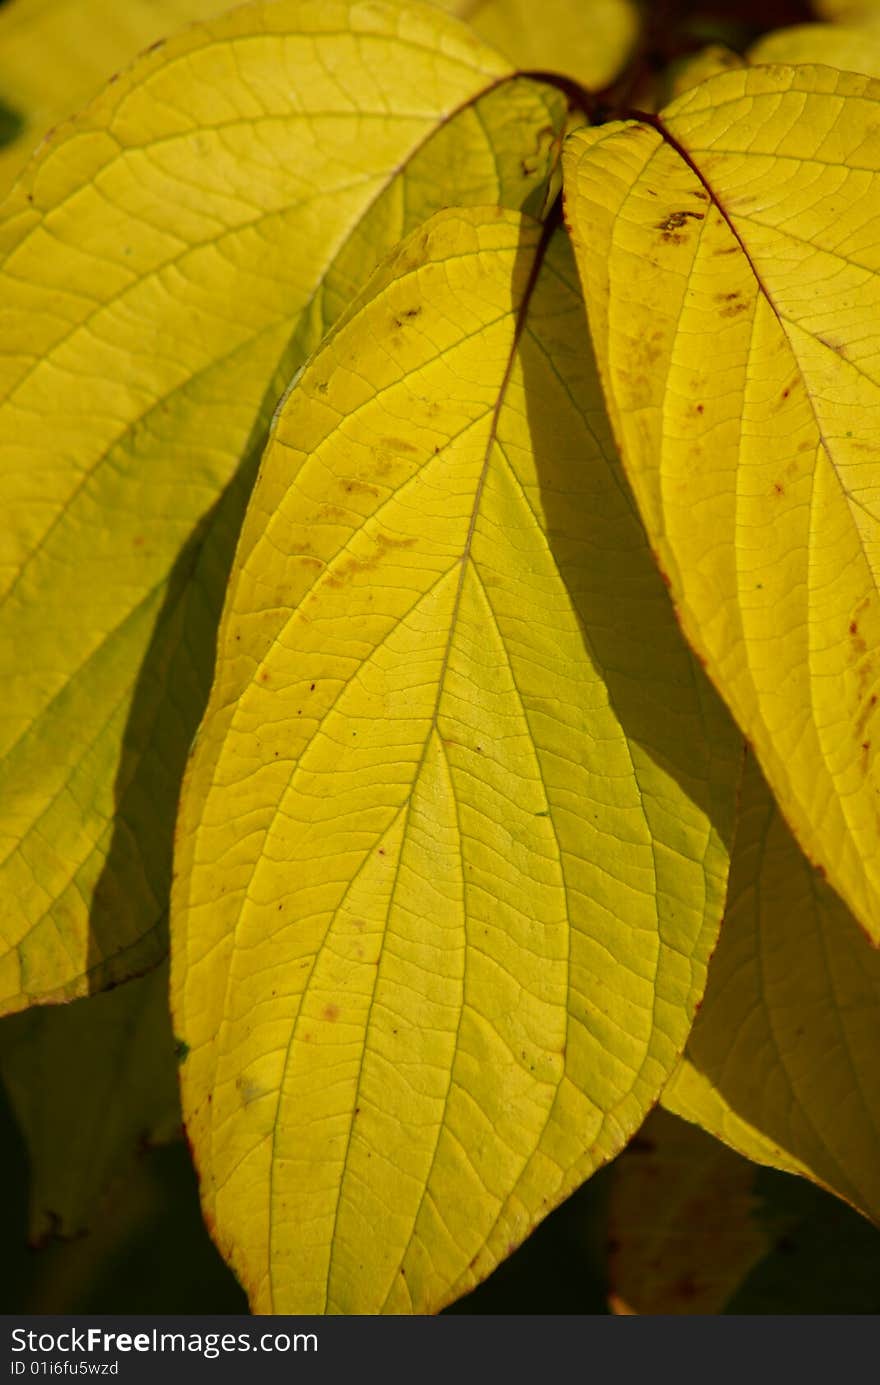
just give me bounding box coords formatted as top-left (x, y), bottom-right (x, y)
top-left (607, 1104), bottom-right (880, 1313)
top-left (606, 1109), bottom-right (772, 1314)
top-left (813, 0), bottom-right (880, 20)
top-left (666, 46), bottom-right (744, 104)
top-left (0, 0), bottom-right (572, 1013)
top-left (0, 0), bottom-right (231, 199)
top-left (431, 0), bottom-right (639, 90)
top-left (564, 66), bottom-right (880, 942)
top-left (0, 962), bottom-right (180, 1240)
top-left (663, 752), bottom-right (880, 1224)
top-left (750, 19), bottom-right (880, 75)
top-left (171, 205), bottom-right (739, 1314)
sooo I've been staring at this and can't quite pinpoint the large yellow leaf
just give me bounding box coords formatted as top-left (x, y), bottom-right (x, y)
top-left (171, 205), bottom-right (740, 1314)
top-left (0, 0), bottom-right (231, 200)
top-left (0, 0), bottom-right (571, 1014)
top-left (663, 751), bottom-right (880, 1224)
top-left (431, 0), bottom-right (639, 90)
top-left (564, 66), bottom-right (880, 942)
top-left (606, 1109), bottom-right (773, 1314)
top-left (0, 962), bottom-right (180, 1240)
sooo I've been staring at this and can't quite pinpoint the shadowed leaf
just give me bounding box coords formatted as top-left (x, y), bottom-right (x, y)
top-left (663, 752), bottom-right (880, 1225)
top-left (0, 963), bottom-right (179, 1239)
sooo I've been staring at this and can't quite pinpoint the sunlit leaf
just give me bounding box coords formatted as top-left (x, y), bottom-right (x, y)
top-left (0, 0), bottom-right (231, 200)
top-left (0, 963), bottom-right (179, 1240)
top-left (431, 0), bottom-right (639, 89)
top-left (607, 1109), bottom-right (773, 1314)
top-left (0, 0), bottom-right (571, 1013)
top-left (171, 204), bottom-right (740, 1314)
top-left (662, 751), bottom-right (880, 1224)
top-left (564, 66), bottom-right (880, 942)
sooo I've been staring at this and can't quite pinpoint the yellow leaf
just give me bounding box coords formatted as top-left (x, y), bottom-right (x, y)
top-left (663, 751), bottom-right (880, 1225)
top-left (564, 66), bottom-right (880, 942)
top-left (750, 19), bottom-right (880, 76)
top-left (171, 205), bottom-right (740, 1314)
top-left (813, 0), bottom-right (880, 20)
top-left (607, 1109), bottom-right (773, 1314)
top-left (666, 46), bottom-right (745, 102)
top-left (0, 0), bottom-right (570, 1013)
top-left (0, 962), bottom-right (180, 1240)
top-left (431, 0), bottom-right (639, 89)
top-left (0, 0), bottom-right (231, 201)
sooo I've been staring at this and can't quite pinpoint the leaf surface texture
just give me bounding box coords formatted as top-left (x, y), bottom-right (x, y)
top-left (663, 752), bottom-right (880, 1225)
top-left (171, 205), bottom-right (739, 1313)
top-left (565, 66), bottom-right (880, 940)
top-left (0, 0), bottom-right (569, 1011)
top-left (0, 0), bottom-right (231, 199)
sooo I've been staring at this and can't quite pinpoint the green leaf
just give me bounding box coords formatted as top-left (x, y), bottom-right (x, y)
top-left (431, 0), bottom-right (639, 90)
top-left (606, 1109), bottom-right (774, 1314)
top-left (171, 204), bottom-right (740, 1314)
top-left (663, 751), bottom-right (880, 1225)
top-left (0, 0), bottom-right (571, 1014)
top-left (564, 66), bottom-right (880, 943)
top-left (0, 0), bottom-right (233, 200)
top-left (0, 963), bottom-right (180, 1240)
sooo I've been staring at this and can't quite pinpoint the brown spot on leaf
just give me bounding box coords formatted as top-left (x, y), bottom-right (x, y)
top-left (657, 210), bottom-right (704, 244)
top-left (718, 292), bottom-right (748, 317)
top-left (341, 478), bottom-right (380, 498)
top-left (324, 530), bottom-right (417, 588)
top-left (381, 437), bottom-right (418, 454)
top-left (322, 1004), bottom-right (340, 1022)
